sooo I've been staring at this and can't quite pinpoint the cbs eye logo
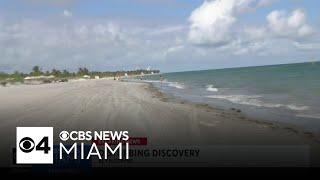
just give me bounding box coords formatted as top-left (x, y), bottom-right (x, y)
top-left (59, 131), bottom-right (69, 141)
top-left (19, 137), bottom-right (35, 153)
top-left (16, 127), bottom-right (53, 164)
top-left (19, 136), bottom-right (50, 153)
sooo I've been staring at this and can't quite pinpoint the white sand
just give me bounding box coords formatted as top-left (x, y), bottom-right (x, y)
top-left (0, 79), bottom-right (319, 166)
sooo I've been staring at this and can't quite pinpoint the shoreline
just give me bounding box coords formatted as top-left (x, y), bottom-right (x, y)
top-left (140, 80), bottom-right (320, 143)
top-left (0, 79), bottom-right (320, 166)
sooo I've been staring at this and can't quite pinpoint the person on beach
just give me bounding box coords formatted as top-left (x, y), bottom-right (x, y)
top-left (160, 75), bottom-right (164, 88)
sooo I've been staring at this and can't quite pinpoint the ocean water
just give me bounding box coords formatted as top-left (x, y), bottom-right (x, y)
top-left (133, 62), bottom-right (320, 134)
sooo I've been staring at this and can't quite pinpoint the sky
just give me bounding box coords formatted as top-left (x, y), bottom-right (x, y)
top-left (0, 0), bottom-right (319, 73)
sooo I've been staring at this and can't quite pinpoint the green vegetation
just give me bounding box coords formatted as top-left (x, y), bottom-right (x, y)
top-left (0, 65), bottom-right (160, 85)
top-left (0, 71), bottom-right (25, 83)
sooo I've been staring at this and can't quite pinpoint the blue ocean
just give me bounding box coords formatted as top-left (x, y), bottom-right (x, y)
top-left (133, 62), bottom-right (320, 134)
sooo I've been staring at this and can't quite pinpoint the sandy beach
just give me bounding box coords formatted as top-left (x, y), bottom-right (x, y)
top-left (0, 79), bottom-right (319, 167)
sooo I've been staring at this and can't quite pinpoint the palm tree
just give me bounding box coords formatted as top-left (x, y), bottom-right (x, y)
top-left (31, 65), bottom-right (42, 76)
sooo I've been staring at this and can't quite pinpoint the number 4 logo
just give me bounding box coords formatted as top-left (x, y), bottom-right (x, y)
top-left (16, 127), bottom-right (53, 164)
top-left (36, 137), bottom-right (51, 154)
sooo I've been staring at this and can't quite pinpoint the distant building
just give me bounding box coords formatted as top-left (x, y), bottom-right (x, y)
top-left (24, 75), bottom-right (55, 80)
top-left (83, 75), bottom-right (90, 79)
top-left (95, 76), bottom-right (100, 79)
top-left (24, 75), bottom-right (55, 85)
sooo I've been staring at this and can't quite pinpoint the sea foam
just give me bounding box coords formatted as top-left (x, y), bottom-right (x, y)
top-left (143, 79), bottom-right (185, 89)
top-left (168, 82), bottom-right (185, 89)
top-left (206, 95), bottom-right (309, 111)
top-left (206, 84), bottom-right (218, 92)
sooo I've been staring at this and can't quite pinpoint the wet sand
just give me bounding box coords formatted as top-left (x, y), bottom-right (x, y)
top-left (0, 79), bottom-right (319, 166)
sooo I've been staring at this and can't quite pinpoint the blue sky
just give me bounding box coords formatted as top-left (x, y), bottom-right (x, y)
top-left (0, 0), bottom-right (319, 72)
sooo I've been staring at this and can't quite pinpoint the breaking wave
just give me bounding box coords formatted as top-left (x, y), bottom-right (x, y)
top-left (206, 84), bottom-right (218, 92)
top-left (206, 95), bottom-right (309, 111)
top-left (142, 80), bottom-right (185, 89)
top-left (167, 82), bottom-right (185, 89)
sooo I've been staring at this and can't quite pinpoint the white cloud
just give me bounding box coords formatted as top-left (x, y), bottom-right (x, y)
top-left (244, 26), bottom-right (268, 40)
top-left (0, 16), bottom-right (191, 72)
top-left (163, 45), bottom-right (184, 57)
top-left (188, 0), bottom-right (316, 55)
top-left (149, 25), bottom-right (185, 35)
top-left (256, 0), bottom-right (278, 8)
top-left (62, 10), bottom-right (72, 17)
top-left (233, 42), bottom-right (266, 55)
top-left (267, 9), bottom-right (314, 38)
top-left (238, 8), bottom-right (316, 56)
top-left (188, 0), bottom-right (255, 47)
top-left (293, 42), bottom-right (320, 50)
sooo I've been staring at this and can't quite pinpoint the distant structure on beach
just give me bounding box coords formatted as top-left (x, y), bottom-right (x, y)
top-left (24, 75), bottom-right (55, 80)
top-left (24, 75), bottom-right (56, 85)
top-left (83, 75), bottom-right (90, 79)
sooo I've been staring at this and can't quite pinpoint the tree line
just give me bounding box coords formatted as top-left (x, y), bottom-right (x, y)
top-left (0, 65), bottom-right (160, 83)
